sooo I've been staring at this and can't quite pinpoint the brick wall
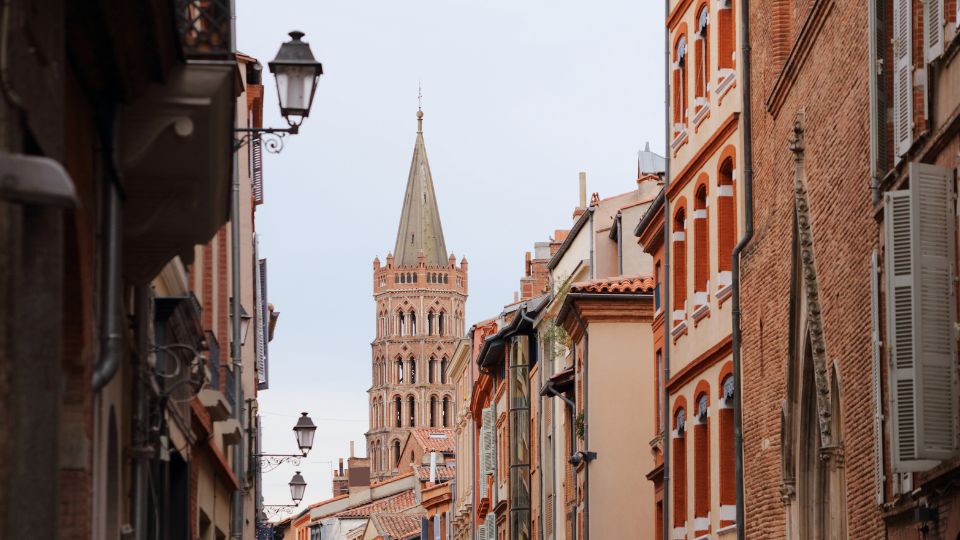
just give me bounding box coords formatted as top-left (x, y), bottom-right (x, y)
top-left (741, 0), bottom-right (884, 538)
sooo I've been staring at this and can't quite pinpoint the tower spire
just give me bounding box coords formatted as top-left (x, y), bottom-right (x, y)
top-left (393, 104), bottom-right (448, 267)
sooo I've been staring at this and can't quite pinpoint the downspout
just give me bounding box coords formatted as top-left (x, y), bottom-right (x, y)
top-left (616, 216), bottom-right (623, 276)
top-left (730, 0), bottom-right (753, 537)
top-left (589, 210), bottom-right (595, 279)
top-left (571, 306), bottom-right (589, 540)
top-left (91, 159), bottom-right (122, 391)
top-left (132, 285), bottom-right (150, 540)
top-left (867, 0), bottom-right (881, 206)
top-left (469, 327), bottom-right (476, 538)
top-left (661, 0), bottom-right (672, 537)
top-left (230, 140), bottom-right (245, 540)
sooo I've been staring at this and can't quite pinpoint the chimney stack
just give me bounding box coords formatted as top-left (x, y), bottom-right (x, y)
top-left (349, 440), bottom-right (355, 458)
top-left (339, 458), bottom-right (344, 476)
top-left (579, 172), bottom-right (587, 208)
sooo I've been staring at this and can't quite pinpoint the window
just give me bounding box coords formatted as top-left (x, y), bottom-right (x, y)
top-left (438, 312), bottom-right (445, 336)
top-left (441, 358), bottom-right (448, 384)
top-left (408, 396), bottom-right (416, 427)
top-left (395, 397), bottom-right (402, 428)
top-left (409, 358), bottom-right (417, 384)
top-left (442, 396), bottom-right (450, 427)
top-left (673, 34), bottom-right (689, 130)
top-left (719, 373), bottom-right (736, 527)
top-left (397, 311), bottom-right (405, 336)
top-left (428, 310), bottom-right (435, 336)
top-left (694, 391), bottom-right (710, 534)
top-left (409, 310), bottom-right (417, 335)
top-left (429, 357), bottom-right (436, 384)
top-left (884, 163), bottom-right (958, 467)
top-left (673, 406), bottom-right (687, 534)
top-left (673, 207), bottom-right (688, 318)
top-left (655, 349), bottom-right (663, 432)
top-left (430, 396), bottom-right (437, 427)
top-left (655, 261), bottom-right (662, 312)
top-left (717, 156), bottom-right (736, 276)
top-left (394, 440), bottom-right (401, 467)
top-left (694, 6), bottom-right (709, 106)
top-left (718, 0), bottom-right (735, 71)
top-left (397, 359), bottom-right (404, 384)
top-left (694, 183), bottom-right (710, 298)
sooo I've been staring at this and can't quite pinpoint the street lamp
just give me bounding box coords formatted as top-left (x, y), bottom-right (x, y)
top-left (289, 471), bottom-right (307, 505)
top-left (234, 30), bottom-right (324, 153)
top-left (269, 31), bottom-right (324, 129)
top-left (293, 412), bottom-right (317, 456)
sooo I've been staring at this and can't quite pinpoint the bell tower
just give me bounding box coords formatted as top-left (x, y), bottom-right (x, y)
top-left (366, 109), bottom-right (468, 482)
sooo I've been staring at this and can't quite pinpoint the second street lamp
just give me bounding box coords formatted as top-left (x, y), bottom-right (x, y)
top-left (289, 471), bottom-right (307, 505)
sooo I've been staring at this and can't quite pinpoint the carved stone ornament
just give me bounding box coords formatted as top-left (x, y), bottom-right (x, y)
top-left (789, 113), bottom-right (833, 448)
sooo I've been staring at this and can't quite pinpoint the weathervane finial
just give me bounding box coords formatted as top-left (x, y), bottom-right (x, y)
top-left (417, 82), bottom-right (424, 132)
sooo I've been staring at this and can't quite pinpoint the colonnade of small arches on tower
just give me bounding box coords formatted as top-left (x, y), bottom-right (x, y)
top-left (375, 307), bottom-right (464, 339)
top-left (368, 393), bottom-right (454, 431)
top-left (371, 355), bottom-right (450, 387)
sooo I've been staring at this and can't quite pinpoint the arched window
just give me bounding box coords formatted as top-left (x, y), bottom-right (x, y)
top-left (394, 440), bottom-right (401, 467)
top-left (409, 358), bottom-right (417, 384)
top-left (430, 396), bottom-right (437, 427)
top-left (395, 396), bottom-right (402, 428)
top-left (718, 0), bottom-right (735, 71)
top-left (408, 396), bottom-right (416, 427)
top-left (440, 358), bottom-right (448, 384)
top-left (719, 373), bottom-right (736, 527)
top-left (428, 310), bottom-right (435, 336)
top-left (694, 6), bottom-right (710, 106)
top-left (717, 156), bottom-right (736, 276)
top-left (429, 357), bottom-right (436, 384)
top-left (409, 310), bottom-right (417, 335)
top-left (397, 311), bottom-right (405, 336)
top-left (673, 206), bottom-right (688, 318)
top-left (438, 311), bottom-right (445, 336)
top-left (396, 359), bottom-right (404, 384)
top-left (694, 391), bottom-right (711, 535)
top-left (673, 34), bottom-right (689, 130)
top-left (694, 183), bottom-right (710, 300)
top-left (673, 406), bottom-right (688, 535)
top-left (442, 396), bottom-right (450, 427)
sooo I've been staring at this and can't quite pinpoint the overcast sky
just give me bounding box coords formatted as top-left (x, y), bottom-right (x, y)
top-left (236, 0), bottom-right (664, 512)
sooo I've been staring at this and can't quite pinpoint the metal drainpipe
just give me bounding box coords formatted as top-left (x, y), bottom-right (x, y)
top-left (230, 142), bottom-right (245, 539)
top-left (661, 0), bottom-right (672, 536)
top-left (133, 285), bottom-right (150, 540)
top-left (571, 306), bottom-right (588, 540)
top-left (92, 177), bottom-right (122, 391)
top-left (730, 0), bottom-right (754, 536)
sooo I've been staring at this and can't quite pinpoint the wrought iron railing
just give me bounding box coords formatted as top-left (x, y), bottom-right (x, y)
top-left (174, 0), bottom-right (232, 59)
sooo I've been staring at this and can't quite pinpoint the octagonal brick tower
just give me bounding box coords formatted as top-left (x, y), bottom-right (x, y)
top-left (367, 109), bottom-right (468, 483)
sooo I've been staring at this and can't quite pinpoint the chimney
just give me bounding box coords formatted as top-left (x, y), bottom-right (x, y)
top-left (429, 452), bottom-right (437, 484)
top-left (525, 251), bottom-right (532, 276)
top-left (339, 458), bottom-right (344, 476)
top-left (514, 291), bottom-right (519, 303)
top-left (349, 440), bottom-right (355, 458)
top-left (579, 172), bottom-right (587, 208)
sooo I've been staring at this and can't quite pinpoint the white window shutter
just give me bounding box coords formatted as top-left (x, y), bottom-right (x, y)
top-left (870, 250), bottom-right (886, 504)
top-left (885, 162), bottom-right (959, 471)
top-left (476, 524), bottom-right (486, 540)
top-left (924, 0), bottom-right (945, 62)
top-left (485, 512), bottom-right (496, 540)
top-left (893, 0), bottom-right (913, 158)
top-left (482, 407), bottom-right (495, 477)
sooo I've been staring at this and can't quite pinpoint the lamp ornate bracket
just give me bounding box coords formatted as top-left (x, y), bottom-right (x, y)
top-left (262, 505), bottom-right (300, 518)
top-left (257, 453), bottom-right (304, 473)
top-left (233, 125), bottom-right (300, 153)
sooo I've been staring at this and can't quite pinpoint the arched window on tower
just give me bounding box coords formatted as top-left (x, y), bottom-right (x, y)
top-left (693, 183), bottom-right (710, 307)
top-left (409, 358), bottom-right (417, 384)
top-left (428, 310), bottom-right (435, 336)
top-left (429, 357), bottom-right (436, 384)
top-left (408, 396), bottom-right (416, 427)
top-left (397, 311), bottom-right (405, 337)
top-left (442, 396), bottom-right (450, 427)
top-left (440, 357), bottom-right (448, 384)
top-left (694, 390), bottom-right (711, 536)
top-left (396, 359), bottom-right (404, 384)
top-left (438, 311), bottom-right (445, 336)
top-left (395, 396), bottom-right (402, 428)
top-left (430, 396), bottom-right (437, 427)
top-left (393, 440), bottom-right (401, 467)
top-left (409, 310), bottom-right (417, 335)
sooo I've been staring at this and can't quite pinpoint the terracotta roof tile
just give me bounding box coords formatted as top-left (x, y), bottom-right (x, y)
top-left (333, 489), bottom-right (417, 518)
top-left (409, 428), bottom-right (456, 453)
top-left (570, 275), bottom-right (655, 294)
top-left (415, 464), bottom-right (456, 481)
top-left (371, 512), bottom-right (425, 540)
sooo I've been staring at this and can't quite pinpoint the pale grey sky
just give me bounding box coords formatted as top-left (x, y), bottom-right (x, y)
top-left (236, 0), bottom-right (664, 511)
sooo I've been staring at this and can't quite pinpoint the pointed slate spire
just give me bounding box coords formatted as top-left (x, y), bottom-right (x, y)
top-left (393, 109), bottom-right (448, 267)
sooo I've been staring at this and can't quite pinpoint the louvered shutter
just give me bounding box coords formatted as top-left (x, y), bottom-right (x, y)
top-left (893, 0), bottom-right (913, 158)
top-left (924, 0), bottom-right (944, 62)
top-left (885, 163), bottom-right (958, 471)
top-left (870, 250), bottom-right (885, 503)
top-left (256, 258), bottom-right (269, 390)
top-left (482, 407), bottom-right (495, 476)
top-left (251, 135), bottom-right (264, 205)
top-left (485, 512), bottom-right (496, 540)
top-left (476, 524), bottom-right (486, 540)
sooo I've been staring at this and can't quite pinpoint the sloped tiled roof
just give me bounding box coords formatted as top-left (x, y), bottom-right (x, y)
top-left (570, 275), bottom-right (655, 294)
top-left (371, 512), bottom-right (425, 540)
top-left (409, 428), bottom-right (456, 453)
top-left (415, 464), bottom-right (456, 481)
top-left (333, 489), bottom-right (417, 518)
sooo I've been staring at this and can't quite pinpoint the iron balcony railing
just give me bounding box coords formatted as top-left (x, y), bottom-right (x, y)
top-left (175, 0), bottom-right (232, 59)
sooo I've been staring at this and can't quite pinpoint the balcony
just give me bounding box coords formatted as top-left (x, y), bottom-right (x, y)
top-left (175, 0), bottom-right (232, 60)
